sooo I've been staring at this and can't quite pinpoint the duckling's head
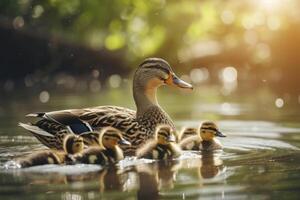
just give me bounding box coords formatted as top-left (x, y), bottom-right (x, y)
top-left (200, 121), bottom-right (226, 141)
top-left (180, 127), bottom-right (198, 140)
top-left (63, 135), bottom-right (84, 154)
top-left (134, 58), bottom-right (193, 91)
top-left (100, 127), bottom-right (131, 149)
top-left (80, 132), bottom-right (101, 146)
top-left (156, 125), bottom-right (176, 145)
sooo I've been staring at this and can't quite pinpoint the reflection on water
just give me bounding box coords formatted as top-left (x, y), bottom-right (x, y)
top-left (0, 90), bottom-right (300, 199)
top-left (1, 151), bottom-right (228, 200)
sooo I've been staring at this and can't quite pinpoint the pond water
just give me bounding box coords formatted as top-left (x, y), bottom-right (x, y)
top-left (0, 86), bottom-right (300, 200)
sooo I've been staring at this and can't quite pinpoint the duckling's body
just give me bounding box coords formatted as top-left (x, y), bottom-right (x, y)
top-left (136, 125), bottom-right (181, 160)
top-left (16, 135), bottom-right (84, 168)
top-left (75, 127), bottom-right (130, 165)
top-left (17, 151), bottom-right (61, 168)
top-left (19, 58), bottom-right (193, 156)
top-left (76, 146), bottom-right (123, 165)
top-left (180, 121), bottom-right (226, 151)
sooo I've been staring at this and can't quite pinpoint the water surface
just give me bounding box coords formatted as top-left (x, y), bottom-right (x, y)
top-left (0, 87), bottom-right (300, 200)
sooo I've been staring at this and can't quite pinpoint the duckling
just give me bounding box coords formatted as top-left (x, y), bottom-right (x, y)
top-left (79, 131), bottom-right (102, 146)
top-left (180, 121), bottom-right (226, 151)
top-left (136, 125), bottom-right (181, 160)
top-left (16, 135), bottom-right (84, 168)
top-left (75, 127), bottom-right (130, 165)
top-left (178, 127), bottom-right (198, 141)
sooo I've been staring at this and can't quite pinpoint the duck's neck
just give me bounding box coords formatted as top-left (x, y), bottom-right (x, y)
top-left (133, 84), bottom-right (159, 118)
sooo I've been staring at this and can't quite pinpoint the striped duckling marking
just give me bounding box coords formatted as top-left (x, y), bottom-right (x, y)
top-left (17, 135), bottom-right (84, 168)
top-left (136, 125), bottom-right (182, 160)
top-left (75, 127), bottom-right (131, 165)
top-left (178, 127), bottom-right (198, 141)
top-left (179, 121), bottom-right (226, 151)
top-left (79, 132), bottom-right (102, 147)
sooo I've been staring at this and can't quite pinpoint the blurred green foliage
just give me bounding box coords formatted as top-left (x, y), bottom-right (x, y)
top-left (1, 0), bottom-right (300, 94)
top-left (1, 0), bottom-right (300, 64)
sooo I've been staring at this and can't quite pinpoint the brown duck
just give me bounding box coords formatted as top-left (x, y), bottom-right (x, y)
top-left (19, 58), bottom-right (193, 156)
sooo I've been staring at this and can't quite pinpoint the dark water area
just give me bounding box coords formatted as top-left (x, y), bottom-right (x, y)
top-left (0, 86), bottom-right (300, 200)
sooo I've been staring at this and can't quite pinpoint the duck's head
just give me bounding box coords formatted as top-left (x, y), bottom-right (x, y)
top-left (134, 58), bottom-right (193, 91)
top-left (63, 135), bottom-right (84, 154)
top-left (100, 127), bottom-right (131, 149)
top-left (156, 125), bottom-right (176, 145)
top-left (199, 121), bottom-right (226, 141)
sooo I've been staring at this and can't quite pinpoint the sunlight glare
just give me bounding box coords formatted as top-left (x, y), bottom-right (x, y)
top-left (259, 0), bottom-right (282, 11)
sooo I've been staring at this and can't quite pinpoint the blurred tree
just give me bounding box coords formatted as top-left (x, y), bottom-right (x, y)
top-left (0, 0), bottom-right (299, 93)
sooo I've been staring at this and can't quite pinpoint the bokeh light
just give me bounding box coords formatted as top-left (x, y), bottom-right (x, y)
top-left (221, 67), bottom-right (238, 83)
top-left (39, 91), bottom-right (50, 103)
top-left (108, 74), bottom-right (122, 88)
top-left (275, 98), bottom-right (284, 108)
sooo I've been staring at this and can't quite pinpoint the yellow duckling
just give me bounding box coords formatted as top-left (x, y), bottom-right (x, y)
top-left (16, 135), bottom-right (84, 168)
top-left (179, 121), bottom-right (226, 151)
top-left (75, 127), bottom-right (130, 165)
top-left (136, 125), bottom-right (181, 160)
top-left (178, 127), bottom-right (198, 141)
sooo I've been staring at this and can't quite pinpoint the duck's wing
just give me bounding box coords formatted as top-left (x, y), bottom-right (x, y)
top-left (24, 106), bottom-right (137, 135)
top-left (26, 109), bottom-right (93, 134)
top-left (20, 106), bottom-right (138, 150)
top-left (136, 139), bottom-right (157, 158)
top-left (179, 135), bottom-right (202, 150)
top-left (79, 106), bottom-right (136, 131)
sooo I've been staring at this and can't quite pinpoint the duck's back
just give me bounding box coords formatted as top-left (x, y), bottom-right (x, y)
top-left (23, 105), bottom-right (175, 156)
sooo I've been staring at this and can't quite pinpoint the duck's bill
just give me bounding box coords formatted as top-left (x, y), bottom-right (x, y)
top-left (215, 131), bottom-right (226, 137)
top-left (167, 135), bottom-right (176, 142)
top-left (118, 139), bottom-right (131, 146)
top-left (166, 73), bottom-right (193, 90)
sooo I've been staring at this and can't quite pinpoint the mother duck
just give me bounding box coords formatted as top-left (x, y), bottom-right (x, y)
top-left (20, 58), bottom-right (193, 155)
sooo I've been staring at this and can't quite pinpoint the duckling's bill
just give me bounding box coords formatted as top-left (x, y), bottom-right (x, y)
top-left (215, 131), bottom-right (226, 137)
top-left (167, 135), bottom-right (176, 142)
top-left (118, 139), bottom-right (131, 146)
